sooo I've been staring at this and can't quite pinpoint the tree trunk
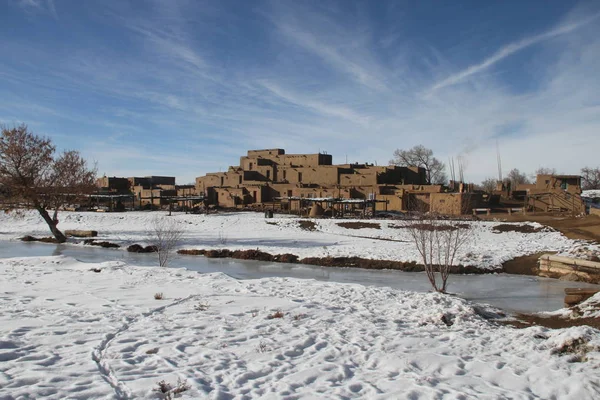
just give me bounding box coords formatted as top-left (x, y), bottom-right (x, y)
top-left (36, 207), bottom-right (67, 243)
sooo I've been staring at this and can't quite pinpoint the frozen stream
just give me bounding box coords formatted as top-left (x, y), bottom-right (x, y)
top-left (1, 240), bottom-right (598, 313)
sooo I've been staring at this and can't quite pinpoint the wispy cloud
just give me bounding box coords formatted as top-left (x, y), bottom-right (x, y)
top-left (266, 3), bottom-right (387, 91)
top-left (2, 1), bottom-right (600, 184)
top-left (430, 11), bottom-right (600, 92)
top-left (259, 81), bottom-right (369, 126)
top-left (17, 0), bottom-right (57, 18)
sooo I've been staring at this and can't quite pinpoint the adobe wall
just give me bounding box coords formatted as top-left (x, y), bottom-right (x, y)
top-left (339, 173), bottom-right (378, 186)
top-left (279, 166), bottom-right (339, 185)
top-left (97, 176), bottom-right (130, 192)
top-left (430, 193), bottom-right (481, 216)
top-left (375, 194), bottom-right (402, 211)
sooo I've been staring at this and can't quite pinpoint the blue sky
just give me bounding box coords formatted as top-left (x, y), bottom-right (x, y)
top-left (1, 0), bottom-right (599, 184)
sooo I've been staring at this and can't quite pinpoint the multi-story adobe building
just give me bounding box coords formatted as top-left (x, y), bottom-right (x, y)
top-left (195, 148), bottom-right (476, 213)
top-left (97, 175), bottom-right (199, 209)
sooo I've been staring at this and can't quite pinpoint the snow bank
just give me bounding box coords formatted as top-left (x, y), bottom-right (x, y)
top-left (1, 210), bottom-right (597, 270)
top-left (582, 190), bottom-right (600, 199)
top-left (1, 256), bottom-right (599, 399)
top-left (547, 292), bottom-right (600, 319)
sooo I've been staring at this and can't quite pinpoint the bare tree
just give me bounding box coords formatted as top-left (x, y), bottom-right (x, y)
top-left (479, 177), bottom-right (497, 193)
top-left (149, 216), bottom-right (184, 267)
top-left (506, 168), bottom-right (530, 190)
top-left (390, 145), bottom-right (447, 185)
top-left (0, 125), bottom-right (96, 242)
top-left (404, 201), bottom-right (472, 293)
top-left (535, 167), bottom-right (556, 176)
top-left (581, 166), bottom-right (600, 190)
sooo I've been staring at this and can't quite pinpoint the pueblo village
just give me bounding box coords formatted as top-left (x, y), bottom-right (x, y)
top-left (2, 2), bottom-right (600, 400)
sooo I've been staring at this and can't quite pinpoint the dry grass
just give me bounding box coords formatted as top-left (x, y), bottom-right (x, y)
top-left (298, 220), bottom-right (317, 231)
top-left (492, 224), bottom-right (543, 234)
top-left (337, 222), bottom-right (381, 230)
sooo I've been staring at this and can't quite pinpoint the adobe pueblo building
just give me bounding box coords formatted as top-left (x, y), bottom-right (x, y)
top-left (195, 149), bottom-right (478, 215)
top-left (96, 175), bottom-right (198, 210)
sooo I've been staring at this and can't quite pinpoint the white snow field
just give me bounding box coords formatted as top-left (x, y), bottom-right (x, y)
top-left (1, 210), bottom-right (597, 269)
top-left (1, 256), bottom-right (600, 399)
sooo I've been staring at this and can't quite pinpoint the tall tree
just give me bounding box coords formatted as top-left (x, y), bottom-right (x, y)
top-left (390, 145), bottom-right (447, 185)
top-left (581, 166), bottom-right (600, 190)
top-left (0, 125), bottom-right (97, 242)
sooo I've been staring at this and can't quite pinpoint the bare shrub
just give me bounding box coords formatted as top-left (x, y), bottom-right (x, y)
top-left (148, 216), bottom-right (184, 267)
top-left (404, 201), bottom-right (472, 293)
top-left (256, 340), bottom-right (270, 353)
top-left (194, 301), bottom-right (210, 311)
top-left (154, 292), bottom-right (164, 300)
top-left (217, 230), bottom-right (227, 245)
top-left (153, 378), bottom-right (191, 400)
top-left (267, 309), bottom-right (285, 319)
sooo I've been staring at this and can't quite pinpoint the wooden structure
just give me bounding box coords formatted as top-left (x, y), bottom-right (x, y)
top-left (539, 254), bottom-right (600, 282)
top-left (274, 196), bottom-right (389, 218)
top-left (564, 288), bottom-right (600, 307)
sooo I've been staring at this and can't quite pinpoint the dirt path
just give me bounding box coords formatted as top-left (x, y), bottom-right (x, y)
top-left (480, 214), bottom-right (600, 243)
top-left (502, 313), bottom-right (600, 330)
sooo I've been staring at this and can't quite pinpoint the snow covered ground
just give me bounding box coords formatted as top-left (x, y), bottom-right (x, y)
top-left (1, 256), bottom-right (599, 399)
top-left (1, 210), bottom-right (598, 270)
top-left (582, 190), bottom-right (600, 199)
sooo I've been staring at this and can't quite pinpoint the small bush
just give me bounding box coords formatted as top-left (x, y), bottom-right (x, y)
top-left (267, 309), bottom-right (284, 319)
top-left (153, 378), bottom-right (190, 400)
top-left (218, 230), bottom-right (227, 245)
top-left (256, 340), bottom-right (270, 353)
top-left (194, 301), bottom-right (210, 311)
top-left (154, 292), bottom-right (164, 300)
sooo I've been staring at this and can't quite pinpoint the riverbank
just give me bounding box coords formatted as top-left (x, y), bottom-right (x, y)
top-left (2, 255), bottom-right (599, 399)
top-left (2, 210), bottom-right (598, 273)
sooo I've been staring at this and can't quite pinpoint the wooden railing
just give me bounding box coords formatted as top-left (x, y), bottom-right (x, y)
top-left (526, 191), bottom-right (585, 214)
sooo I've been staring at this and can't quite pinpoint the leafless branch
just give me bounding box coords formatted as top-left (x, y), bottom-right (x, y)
top-left (149, 216), bottom-right (184, 267)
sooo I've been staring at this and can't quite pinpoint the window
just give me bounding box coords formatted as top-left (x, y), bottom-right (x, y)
top-left (239, 176), bottom-right (242, 184)
top-left (298, 172), bottom-right (303, 182)
top-left (220, 177), bottom-right (224, 186)
top-left (249, 163), bottom-right (253, 170)
top-left (283, 170), bottom-right (286, 180)
top-left (266, 170), bottom-right (270, 179)
top-left (560, 181), bottom-right (568, 190)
